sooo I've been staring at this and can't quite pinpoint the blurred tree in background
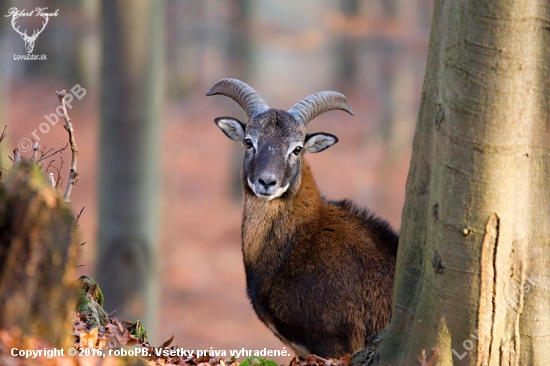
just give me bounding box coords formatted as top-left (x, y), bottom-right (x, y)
top-left (97, 0), bottom-right (164, 340)
top-left (334, 0), bottom-right (359, 85)
top-left (228, 0), bottom-right (251, 202)
top-left (0, 0), bottom-right (434, 358)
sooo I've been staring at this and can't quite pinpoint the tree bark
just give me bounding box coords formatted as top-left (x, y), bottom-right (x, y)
top-left (228, 0), bottom-right (251, 202)
top-left (334, 0), bottom-right (360, 85)
top-left (0, 164), bottom-right (78, 348)
top-left (97, 0), bottom-right (164, 340)
top-left (380, 0), bottom-right (550, 364)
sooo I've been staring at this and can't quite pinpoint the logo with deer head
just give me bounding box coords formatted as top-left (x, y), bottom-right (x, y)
top-left (6, 7), bottom-right (59, 54)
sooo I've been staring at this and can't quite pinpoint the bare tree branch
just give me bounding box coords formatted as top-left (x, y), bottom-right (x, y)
top-left (56, 90), bottom-right (79, 203)
top-left (13, 148), bottom-right (21, 168)
top-left (0, 125), bottom-right (7, 144)
top-left (39, 145), bottom-right (53, 159)
top-left (75, 207), bottom-right (85, 227)
top-left (45, 159), bottom-right (63, 191)
top-left (55, 156), bottom-right (64, 189)
top-left (30, 142), bottom-right (39, 164)
top-left (48, 173), bottom-right (56, 188)
top-left (37, 143), bottom-right (68, 163)
top-left (45, 159), bottom-right (56, 174)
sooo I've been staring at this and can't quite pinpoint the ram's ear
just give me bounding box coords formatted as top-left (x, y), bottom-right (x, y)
top-left (214, 117), bottom-right (246, 142)
top-left (304, 133), bottom-right (338, 153)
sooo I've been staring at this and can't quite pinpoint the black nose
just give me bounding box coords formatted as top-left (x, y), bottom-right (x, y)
top-left (258, 177), bottom-right (277, 188)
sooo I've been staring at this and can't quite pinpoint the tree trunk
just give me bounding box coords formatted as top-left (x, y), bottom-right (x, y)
top-left (97, 0), bottom-right (164, 340)
top-left (228, 0), bottom-right (251, 202)
top-left (334, 0), bottom-right (360, 85)
top-left (0, 164), bottom-right (78, 348)
top-left (380, 0), bottom-right (550, 364)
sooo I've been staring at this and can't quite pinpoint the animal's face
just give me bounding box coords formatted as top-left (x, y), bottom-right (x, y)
top-left (215, 109), bottom-right (338, 200)
top-left (208, 78), bottom-right (352, 200)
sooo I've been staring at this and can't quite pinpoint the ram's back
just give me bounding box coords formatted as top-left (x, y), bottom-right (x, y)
top-left (260, 198), bottom-right (398, 358)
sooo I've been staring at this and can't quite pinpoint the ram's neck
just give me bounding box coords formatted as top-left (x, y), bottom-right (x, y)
top-left (242, 160), bottom-right (323, 267)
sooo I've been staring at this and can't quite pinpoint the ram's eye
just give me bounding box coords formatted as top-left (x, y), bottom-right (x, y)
top-left (245, 139), bottom-right (253, 149)
top-left (292, 146), bottom-right (303, 156)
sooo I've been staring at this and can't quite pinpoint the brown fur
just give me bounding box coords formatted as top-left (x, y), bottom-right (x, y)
top-left (242, 159), bottom-right (398, 359)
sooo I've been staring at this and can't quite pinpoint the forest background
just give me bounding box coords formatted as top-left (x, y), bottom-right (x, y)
top-left (0, 0), bottom-right (433, 363)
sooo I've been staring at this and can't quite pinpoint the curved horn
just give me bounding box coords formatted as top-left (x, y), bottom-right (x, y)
top-left (288, 91), bottom-right (354, 125)
top-left (206, 78), bottom-right (269, 120)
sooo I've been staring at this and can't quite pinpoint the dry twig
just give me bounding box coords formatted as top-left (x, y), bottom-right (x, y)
top-left (45, 158), bottom-right (63, 190)
top-left (48, 172), bottom-right (56, 188)
top-left (75, 207), bottom-right (85, 227)
top-left (45, 159), bottom-right (56, 174)
top-left (39, 145), bottom-right (53, 158)
top-left (37, 143), bottom-right (68, 162)
top-left (13, 148), bottom-right (21, 167)
top-left (30, 142), bottom-right (39, 164)
top-left (0, 125), bottom-right (7, 143)
top-left (56, 90), bottom-right (79, 203)
top-left (55, 156), bottom-right (64, 189)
